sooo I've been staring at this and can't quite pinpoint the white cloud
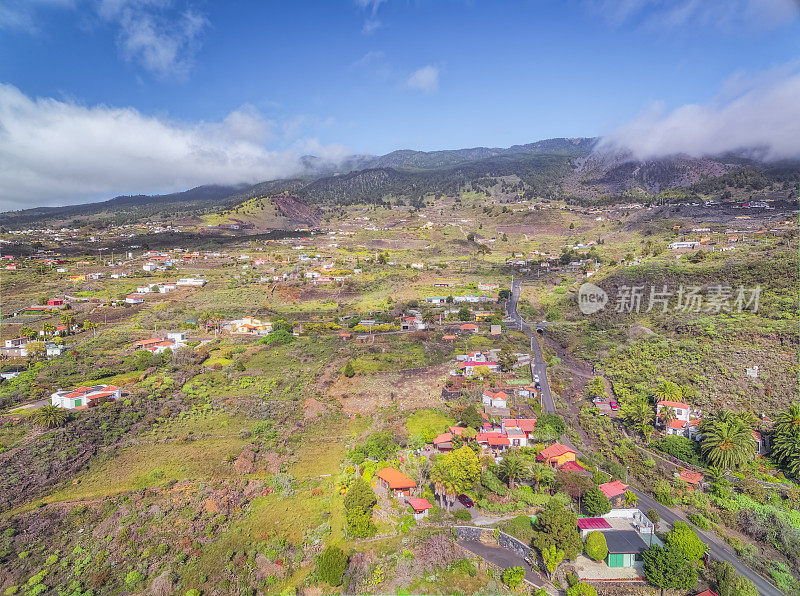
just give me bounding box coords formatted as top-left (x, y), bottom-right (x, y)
top-left (587, 0), bottom-right (800, 31)
top-left (97, 0), bottom-right (208, 79)
top-left (1, 0), bottom-right (208, 79)
top-left (0, 84), bottom-right (348, 209)
top-left (599, 62), bottom-right (800, 160)
top-left (405, 65), bottom-right (439, 93)
top-left (356, 0), bottom-right (386, 34)
top-left (0, 0), bottom-right (74, 33)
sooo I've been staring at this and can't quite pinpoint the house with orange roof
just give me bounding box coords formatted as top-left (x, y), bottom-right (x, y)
top-left (459, 323), bottom-right (479, 333)
top-left (501, 418), bottom-right (536, 438)
top-left (695, 590), bottom-right (719, 596)
top-left (599, 480), bottom-right (629, 507)
top-left (475, 431), bottom-right (510, 454)
top-left (407, 497), bottom-right (433, 520)
top-left (482, 389), bottom-right (508, 409)
top-left (373, 467), bottom-right (417, 497)
top-left (559, 460), bottom-right (592, 477)
top-left (537, 443), bottom-right (577, 467)
top-left (50, 384), bottom-right (121, 409)
top-left (432, 433), bottom-right (454, 452)
top-left (656, 400), bottom-right (703, 438)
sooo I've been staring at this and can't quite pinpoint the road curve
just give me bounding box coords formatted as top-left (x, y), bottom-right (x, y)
top-left (505, 277), bottom-right (781, 596)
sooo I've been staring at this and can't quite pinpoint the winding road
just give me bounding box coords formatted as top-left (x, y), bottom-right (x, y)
top-left (505, 277), bottom-right (781, 596)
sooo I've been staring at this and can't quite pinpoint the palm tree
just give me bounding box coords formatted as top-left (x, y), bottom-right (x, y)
top-left (700, 415), bottom-right (755, 470)
top-left (529, 463), bottom-right (555, 493)
top-left (33, 405), bottom-right (68, 428)
top-left (658, 406), bottom-right (676, 427)
top-left (772, 404), bottom-right (800, 475)
top-left (41, 322), bottom-right (55, 338)
top-left (500, 455), bottom-right (526, 489)
top-left (653, 381), bottom-right (681, 403)
top-left (60, 312), bottom-right (75, 334)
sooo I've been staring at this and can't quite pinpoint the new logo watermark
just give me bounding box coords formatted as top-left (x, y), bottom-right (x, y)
top-left (577, 283), bottom-right (761, 315)
top-left (578, 283), bottom-right (608, 314)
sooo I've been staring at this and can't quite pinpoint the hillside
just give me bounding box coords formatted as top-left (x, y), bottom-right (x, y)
top-left (2, 138), bottom-right (798, 231)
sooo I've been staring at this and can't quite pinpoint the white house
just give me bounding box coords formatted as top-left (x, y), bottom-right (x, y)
top-left (426, 297), bottom-right (447, 305)
top-left (125, 295), bottom-right (144, 304)
top-left (656, 400), bottom-right (703, 438)
top-left (176, 278), bottom-right (207, 287)
top-left (482, 389), bottom-right (508, 409)
top-left (142, 262), bottom-right (158, 272)
top-left (668, 241), bottom-right (700, 250)
top-left (51, 385), bottom-right (121, 409)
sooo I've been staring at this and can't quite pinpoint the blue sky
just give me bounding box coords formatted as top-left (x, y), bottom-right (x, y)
top-left (1, 0), bottom-right (799, 207)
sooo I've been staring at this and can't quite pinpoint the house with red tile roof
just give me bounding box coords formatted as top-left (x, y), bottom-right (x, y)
top-left (50, 384), bottom-right (121, 410)
top-left (657, 400), bottom-right (703, 438)
top-left (459, 360), bottom-right (499, 376)
top-left (559, 460), bottom-right (592, 477)
top-left (537, 443), bottom-right (577, 467)
top-left (475, 432), bottom-right (511, 454)
top-left (373, 467), bottom-right (417, 497)
top-left (695, 590), bottom-right (719, 596)
top-left (433, 433), bottom-right (454, 451)
top-left (599, 480), bottom-right (629, 507)
top-left (501, 418), bottom-right (536, 437)
top-left (407, 497), bottom-right (433, 519)
top-left (459, 323), bottom-right (479, 333)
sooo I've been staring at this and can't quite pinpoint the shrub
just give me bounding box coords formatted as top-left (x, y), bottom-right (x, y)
top-left (645, 508), bottom-right (660, 524)
top-left (124, 571), bottom-right (145, 585)
top-left (501, 566), bottom-right (525, 588)
top-left (582, 487), bottom-right (611, 516)
top-left (185, 590), bottom-right (201, 596)
top-left (584, 531), bottom-right (608, 561)
top-left (453, 509), bottom-right (471, 522)
top-left (688, 512), bottom-right (711, 530)
top-left (343, 361), bottom-right (355, 378)
top-left (316, 545), bottom-right (347, 586)
top-left (566, 583), bottom-right (597, 596)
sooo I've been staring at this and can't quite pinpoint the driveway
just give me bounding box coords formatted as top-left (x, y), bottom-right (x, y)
top-left (457, 539), bottom-right (547, 588)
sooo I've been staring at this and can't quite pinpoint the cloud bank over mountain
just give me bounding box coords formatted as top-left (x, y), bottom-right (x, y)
top-left (599, 62), bottom-right (800, 160)
top-left (0, 84), bottom-right (347, 209)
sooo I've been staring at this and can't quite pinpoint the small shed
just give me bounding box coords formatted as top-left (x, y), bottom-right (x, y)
top-left (604, 530), bottom-right (648, 568)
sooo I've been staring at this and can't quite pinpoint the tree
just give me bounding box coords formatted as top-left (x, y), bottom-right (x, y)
top-left (664, 521), bottom-right (706, 564)
top-left (82, 319), bottom-right (100, 336)
top-left (500, 454), bottom-right (526, 489)
top-left (431, 445), bottom-right (480, 511)
top-left (343, 477), bottom-right (377, 538)
top-left (60, 312), bottom-right (75, 333)
top-left (501, 566), bottom-right (525, 588)
top-left (623, 490), bottom-right (638, 507)
top-left (26, 341), bottom-right (46, 363)
top-left (700, 414), bottom-right (755, 470)
top-left (642, 544), bottom-right (698, 596)
top-left (582, 487), bottom-right (611, 516)
top-left (460, 405), bottom-right (482, 430)
top-left (316, 545), bottom-right (347, 586)
top-left (41, 322), bottom-right (55, 338)
top-left (19, 326), bottom-right (37, 340)
top-left (556, 470), bottom-right (592, 510)
top-left (532, 500), bottom-right (582, 560)
top-left (498, 349), bottom-right (517, 372)
top-left (343, 361), bottom-right (355, 378)
top-left (645, 508), bottom-right (660, 524)
top-left (619, 396), bottom-right (653, 428)
top-left (541, 544), bottom-right (564, 579)
top-left (33, 405), bottom-right (68, 429)
top-left (584, 531), bottom-right (608, 561)
top-left (712, 560), bottom-right (758, 596)
top-left (585, 377), bottom-right (605, 399)
top-left (529, 463), bottom-right (555, 493)
top-left (772, 404), bottom-right (800, 476)
top-left (653, 381), bottom-right (682, 402)
top-left (457, 307), bottom-right (471, 321)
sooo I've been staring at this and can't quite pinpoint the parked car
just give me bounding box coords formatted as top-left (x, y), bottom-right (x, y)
top-left (533, 374), bottom-right (540, 383)
top-left (457, 494), bottom-right (474, 508)
top-left (609, 400), bottom-right (618, 410)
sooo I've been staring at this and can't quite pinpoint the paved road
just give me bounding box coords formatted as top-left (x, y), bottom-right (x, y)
top-left (506, 277), bottom-right (780, 596)
top-left (634, 490), bottom-right (781, 596)
top-left (457, 539), bottom-right (547, 588)
top-left (507, 278), bottom-right (579, 452)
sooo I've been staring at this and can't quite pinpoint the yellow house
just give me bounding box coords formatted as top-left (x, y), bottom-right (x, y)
top-left (537, 443), bottom-right (577, 467)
